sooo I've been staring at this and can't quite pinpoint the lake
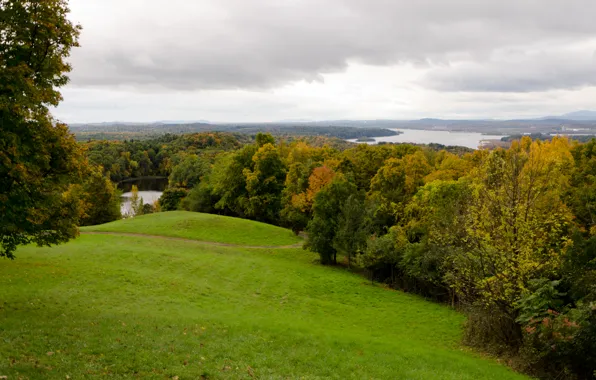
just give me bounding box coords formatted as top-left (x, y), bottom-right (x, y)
top-left (348, 129), bottom-right (505, 150)
top-left (118, 177), bottom-right (168, 216)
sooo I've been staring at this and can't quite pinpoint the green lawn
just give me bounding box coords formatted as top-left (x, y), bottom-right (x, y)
top-left (0, 214), bottom-right (527, 379)
top-left (81, 211), bottom-right (301, 246)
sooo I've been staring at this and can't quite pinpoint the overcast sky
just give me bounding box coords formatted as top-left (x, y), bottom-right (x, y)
top-left (54, 0), bottom-right (596, 123)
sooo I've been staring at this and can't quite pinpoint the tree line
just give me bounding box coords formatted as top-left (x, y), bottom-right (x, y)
top-left (84, 133), bottom-right (248, 182)
top-left (70, 123), bottom-right (400, 141)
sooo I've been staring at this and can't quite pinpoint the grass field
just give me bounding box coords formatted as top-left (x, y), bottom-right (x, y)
top-left (0, 212), bottom-right (527, 379)
top-left (81, 211), bottom-right (301, 247)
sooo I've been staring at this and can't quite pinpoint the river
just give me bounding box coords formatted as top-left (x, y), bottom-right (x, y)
top-left (119, 177), bottom-right (168, 216)
top-left (348, 129), bottom-right (505, 149)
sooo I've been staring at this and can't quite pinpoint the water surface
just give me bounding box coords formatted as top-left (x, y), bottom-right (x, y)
top-left (348, 129), bottom-right (505, 149)
top-left (118, 177), bottom-right (168, 216)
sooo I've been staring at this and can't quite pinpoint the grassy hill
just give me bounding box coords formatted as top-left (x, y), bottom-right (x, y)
top-left (82, 211), bottom-right (301, 247)
top-left (0, 212), bottom-right (526, 379)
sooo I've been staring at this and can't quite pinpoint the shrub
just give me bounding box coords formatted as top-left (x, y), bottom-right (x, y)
top-left (159, 188), bottom-right (188, 211)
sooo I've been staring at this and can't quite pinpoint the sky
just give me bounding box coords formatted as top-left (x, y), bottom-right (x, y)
top-left (54, 0), bottom-right (596, 123)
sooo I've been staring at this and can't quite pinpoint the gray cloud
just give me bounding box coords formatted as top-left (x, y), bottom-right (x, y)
top-left (424, 45), bottom-right (596, 92)
top-left (67, 0), bottom-right (596, 92)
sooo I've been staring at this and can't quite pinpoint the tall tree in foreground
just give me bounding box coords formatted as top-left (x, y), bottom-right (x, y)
top-left (0, 0), bottom-right (83, 258)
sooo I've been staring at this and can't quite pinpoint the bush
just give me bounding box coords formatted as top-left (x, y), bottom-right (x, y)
top-left (517, 303), bottom-right (596, 379)
top-left (141, 203), bottom-right (155, 215)
top-left (159, 188), bottom-right (188, 211)
top-left (463, 304), bottom-right (522, 358)
top-left (182, 183), bottom-right (218, 214)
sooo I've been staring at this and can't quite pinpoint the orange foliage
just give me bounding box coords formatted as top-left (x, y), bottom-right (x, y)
top-left (306, 166), bottom-right (336, 203)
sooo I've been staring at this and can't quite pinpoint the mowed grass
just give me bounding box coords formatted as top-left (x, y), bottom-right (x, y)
top-left (82, 211), bottom-right (301, 246)
top-left (0, 215), bottom-right (527, 379)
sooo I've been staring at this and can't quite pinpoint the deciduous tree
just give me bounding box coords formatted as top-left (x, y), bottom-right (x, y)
top-left (1, 0), bottom-right (83, 258)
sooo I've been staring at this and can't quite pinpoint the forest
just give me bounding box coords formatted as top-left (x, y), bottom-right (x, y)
top-left (71, 123), bottom-right (399, 142)
top-left (502, 133), bottom-right (596, 143)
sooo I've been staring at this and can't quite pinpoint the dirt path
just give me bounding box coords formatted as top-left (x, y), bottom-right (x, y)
top-left (80, 231), bottom-right (304, 249)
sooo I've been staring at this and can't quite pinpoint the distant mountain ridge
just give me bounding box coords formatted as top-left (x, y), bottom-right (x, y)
top-left (560, 110), bottom-right (596, 120)
top-left (68, 110), bottom-right (596, 127)
top-left (539, 110), bottom-right (596, 121)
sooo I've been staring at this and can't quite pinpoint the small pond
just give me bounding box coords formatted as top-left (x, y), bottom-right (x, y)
top-left (118, 177), bottom-right (168, 216)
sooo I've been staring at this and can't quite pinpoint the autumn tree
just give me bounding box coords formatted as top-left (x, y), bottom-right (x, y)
top-left (424, 151), bottom-right (473, 183)
top-left (339, 143), bottom-right (418, 191)
top-left (279, 142), bottom-right (334, 233)
top-left (368, 158), bottom-right (408, 229)
top-left (243, 143), bottom-right (287, 223)
top-left (255, 132), bottom-right (276, 147)
top-left (280, 161), bottom-right (311, 233)
top-left (397, 179), bottom-right (471, 300)
top-left (450, 137), bottom-right (575, 344)
top-left (130, 185), bottom-right (144, 216)
top-left (567, 139), bottom-right (596, 234)
top-left (212, 146), bottom-right (257, 217)
top-left (403, 151), bottom-right (432, 195)
top-left (0, 0), bottom-right (84, 258)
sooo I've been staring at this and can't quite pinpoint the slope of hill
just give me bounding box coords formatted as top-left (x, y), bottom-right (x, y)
top-left (0, 213), bottom-right (526, 379)
top-left (82, 211), bottom-right (301, 247)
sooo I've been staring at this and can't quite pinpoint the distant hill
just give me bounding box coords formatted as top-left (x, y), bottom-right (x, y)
top-left (560, 110), bottom-right (596, 121)
top-left (539, 110), bottom-right (596, 121)
top-left (68, 112), bottom-right (596, 139)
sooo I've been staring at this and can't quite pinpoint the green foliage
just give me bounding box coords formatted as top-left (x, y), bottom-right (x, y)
top-left (72, 124), bottom-right (398, 143)
top-left (451, 138), bottom-right (574, 312)
top-left (0, 0), bottom-right (81, 108)
top-left (243, 143), bottom-right (287, 223)
top-left (141, 203), bottom-right (155, 215)
top-left (333, 192), bottom-right (368, 267)
top-left (85, 133), bottom-right (244, 182)
top-left (255, 132), bottom-right (276, 147)
top-left (368, 157), bottom-right (408, 229)
top-left (80, 166), bottom-right (122, 226)
top-left (339, 143), bottom-right (418, 191)
top-left (306, 178), bottom-right (358, 264)
top-left (182, 181), bottom-right (219, 214)
top-left (168, 154), bottom-right (210, 189)
top-left (567, 139), bottom-right (596, 234)
top-left (357, 230), bottom-right (402, 276)
top-left (516, 279), bottom-right (566, 326)
top-left (0, 0), bottom-right (84, 258)
top-left (213, 146), bottom-right (256, 217)
top-left (158, 187), bottom-right (188, 211)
